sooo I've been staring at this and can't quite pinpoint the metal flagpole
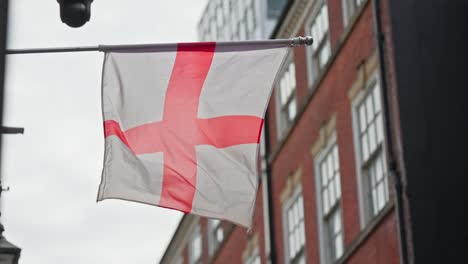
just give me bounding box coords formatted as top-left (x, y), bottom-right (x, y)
top-left (6, 46), bottom-right (99, 55)
top-left (5, 36), bottom-right (313, 55)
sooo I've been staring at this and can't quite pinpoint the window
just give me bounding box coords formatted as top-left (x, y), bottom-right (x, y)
top-left (315, 139), bottom-right (344, 263)
top-left (342, 0), bottom-right (365, 26)
top-left (189, 227), bottom-right (202, 264)
top-left (283, 189), bottom-right (306, 264)
top-left (244, 248), bottom-right (261, 264)
top-left (306, 0), bottom-right (331, 85)
top-left (277, 59), bottom-right (297, 137)
top-left (208, 218), bottom-right (224, 255)
top-left (354, 79), bottom-right (389, 223)
top-left (245, 0), bottom-right (258, 39)
top-left (210, 19), bottom-right (217, 40)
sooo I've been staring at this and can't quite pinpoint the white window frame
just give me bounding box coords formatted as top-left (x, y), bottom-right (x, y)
top-left (305, 0), bottom-right (332, 88)
top-left (208, 218), bottom-right (224, 256)
top-left (189, 226), bottom-right (202, 264)
top-left (275, 54), bottom-right (297, 139)
top-left (342, 0), bottom-right (365, 27)
top-left (244, 247), bottom-right (261, 264)
top-left (351, 73), bottom-right (390, 228)
top-left (314, 132), bottom-right (345, 264)
top-left (282, 185), bottom-right (306, 264)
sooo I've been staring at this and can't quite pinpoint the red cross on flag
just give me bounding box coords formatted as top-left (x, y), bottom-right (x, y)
top-left (97, 41), bottom-right (290, 227)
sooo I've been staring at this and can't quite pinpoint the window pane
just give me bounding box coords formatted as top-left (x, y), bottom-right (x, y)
top-left (370, 164), bottom-right (377, 186)
top-left (280, 79), bottom-right (287, 104)
top-left (311, 23), bottom-right (318, 48)
top-left (238, 0), bottom-right (244, 16)
top-left (298, 196), bottom-right (304, 219)
top-left (288, 98), bottom-right (297, 121)
top-left (246, 9), bottom-right (253, 32)
top-left (217, 227), bottom-right (224, 241)
top-left (295, 228), bottom-right (300, 255)
top-left (290, 63), bottom-right (297, 88)
top-left (372, 187), bottom-right (378, 215)
top-left (288, 210), bottom-right (294, 232)
top-left (294, 202), bottom-right (300, 225)
top-left (321, 163), bottom-right (328, 186)
top-left (369, 123), bottom-right (376, 153)
top-left (359, 104), bottom-right (367, 133)
top-left (211, 219), bottom-right (220, 227)
top-left (333, 146), bottom-right (339, 170)
top-left (335, 174), bottom-right (341, 198)
top-left (319, 45), bottom-right (327, 67)
top-left (324, 41), bottom-right (331, 65)
top-left (217, 7), bottom-right (223, 26)
top-left (376, 155), bottom-right (383, 181)
top-left (362, 134), bottom-right (369, 161)
top-left (278, 61), bottom-right (297, 132)
top-left (284, 71), bottom-right (291, 97)
top-left (254, 255), bottom-right (261, 264)
top-left (226, 21), bottom-right (232, 37)
top-left (329, 180), bottom-right (335, 206)
top-left (322, 4), bottom-right (329, 31)
top-left (298, 255), bottom-right (306, 264)
top-left (210, 20), bottom-right (217, 40)
top-left (373, 83), bottom-right (382, 113)
top-left (376, 114), bottom-right (384, 143)
top-left (191, 232), bottom-right (201, 262)
top-left (334, 213), bottom-right (341, 233)
top-left (239, 22), bottom-right (246, 40)
top-left (316, 10), bottom-right (323, 42)
top-left (289, 234), bottom-right (295, 258)
top-left (366, 95), bottom-right (374, 124)
top-left (384, 174), bottom-right (389, 200)
top-left (335, 233), bottom-right (344, 258)
top-left (323, 189), bottom-right (329, 213)
top-left (377, 183), bottom-right (385, 210)
top-left (327, 156), bottom-right (333, 180)
top-left (300, 219), bottom-right (305, 245)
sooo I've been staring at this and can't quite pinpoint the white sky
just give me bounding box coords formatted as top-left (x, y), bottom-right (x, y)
top-left (2, 1), bottom-right (207, 263)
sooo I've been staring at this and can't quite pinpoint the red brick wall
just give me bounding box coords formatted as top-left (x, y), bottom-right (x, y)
top-left (265, 2), bottom-right (400, 263)
top-left (328, 0), bottom-right (345, 49)
top-left (346, 211), bottom-right (400, 264)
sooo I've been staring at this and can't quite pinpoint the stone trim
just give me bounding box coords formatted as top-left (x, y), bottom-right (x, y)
top-left (348, 51), bottom-right (379, 100)
top-left (276, 0), bottom-right (317, 38)
top-left (280, 167), bottom-right (303, 204)
top-left (242, 233), bottom-right (259, 261)
top-left (311, 113), bottom-right (337, 157)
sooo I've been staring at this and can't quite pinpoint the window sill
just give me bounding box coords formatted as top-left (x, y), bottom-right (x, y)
top-left (267, 0), bottom-right (371, 165)
top-left (335, 201), bottom-right (395, 264)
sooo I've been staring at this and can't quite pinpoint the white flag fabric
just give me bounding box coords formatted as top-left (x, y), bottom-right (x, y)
top-left (97, 41), bottom-right (289, 227)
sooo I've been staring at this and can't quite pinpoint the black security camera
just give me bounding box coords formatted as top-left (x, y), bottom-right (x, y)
top-left (57, 0), bottom-right (94, 28)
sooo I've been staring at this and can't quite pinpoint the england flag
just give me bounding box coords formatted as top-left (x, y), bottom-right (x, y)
top-left (97, 41), bottom-right (290, 228)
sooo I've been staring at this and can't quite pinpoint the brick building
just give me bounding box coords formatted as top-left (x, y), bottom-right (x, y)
top-left (160, 0), bottom-right (407, 263)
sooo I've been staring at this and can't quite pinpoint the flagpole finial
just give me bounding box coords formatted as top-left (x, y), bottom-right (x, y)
top-left (290, 36), bottom-right (313, 47)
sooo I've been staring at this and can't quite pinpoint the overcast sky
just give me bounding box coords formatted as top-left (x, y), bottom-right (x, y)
top-left (2, 1), bottom-right (207, 263)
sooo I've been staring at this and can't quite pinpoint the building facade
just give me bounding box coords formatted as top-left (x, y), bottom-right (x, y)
top-left (161, 0), bottom-right (405, 263)
top-left (197, 0), bottom-right (288, 41)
